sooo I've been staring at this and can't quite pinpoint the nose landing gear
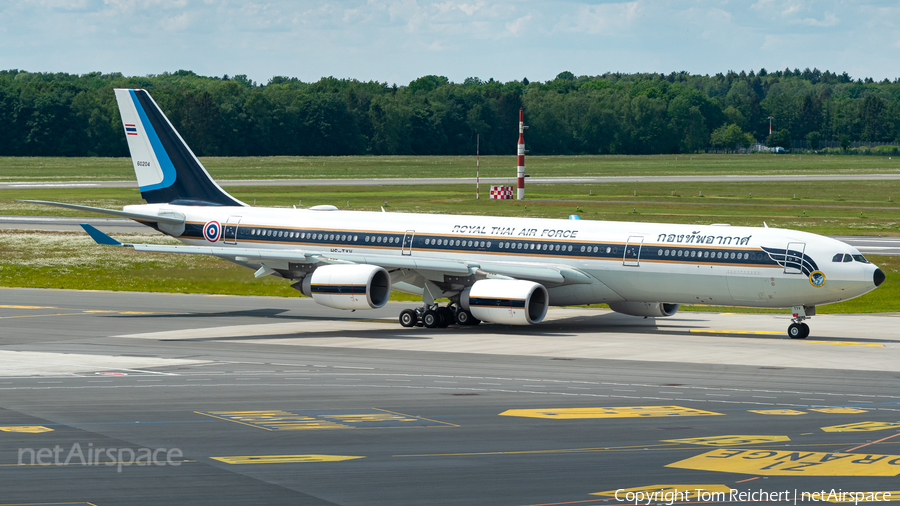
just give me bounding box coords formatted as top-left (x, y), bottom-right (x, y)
top-left (787, 305), bottom-right (814, 339)
top-left (788, 321), bottom-right (810, 339)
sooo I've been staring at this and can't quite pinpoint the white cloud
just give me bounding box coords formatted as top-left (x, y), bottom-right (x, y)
top-left (433, 1), bottom-right (482, 16)
top-left (159, 10), bottom-right (192, 31)
top-left (505, 14), bottom-right (530, 36)
top-left (556, 1), bottom-right (641, 35)
top-left (797, 12), bottom-right (838, 27)
top-left (751, 0), bottom-right (805, 18)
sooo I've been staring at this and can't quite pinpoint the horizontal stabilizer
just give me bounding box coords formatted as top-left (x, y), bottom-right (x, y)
top-left (23, 200), bottom-right (185, 225)
top-left (80, 224), bottom-right (125, 246)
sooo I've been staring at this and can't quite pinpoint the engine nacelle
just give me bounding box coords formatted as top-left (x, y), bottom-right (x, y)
top-left (306, 264), bottom-right (391, 310)
top-left (461, 279), bottom-right (549, 325)
top-left (608, 301), bottom-right (680, 317)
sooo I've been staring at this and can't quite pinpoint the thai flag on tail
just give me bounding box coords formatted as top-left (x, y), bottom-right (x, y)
top-left (125, 124), bottom-right (138, 136)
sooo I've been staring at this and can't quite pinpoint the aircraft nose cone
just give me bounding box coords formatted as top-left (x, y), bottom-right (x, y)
top-left (874, 268), bottom-right (886, 287)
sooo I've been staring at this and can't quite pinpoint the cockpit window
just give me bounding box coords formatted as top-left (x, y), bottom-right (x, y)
top-left (832, 254), bottom-right (844, 262)
top-left (852, 254), bottom-right (870, 264)
top-left (843, 254), bottom-right (853, 262)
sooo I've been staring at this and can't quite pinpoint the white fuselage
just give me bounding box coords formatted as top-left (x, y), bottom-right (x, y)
top-left (127, 203), bottom-right (881, 309)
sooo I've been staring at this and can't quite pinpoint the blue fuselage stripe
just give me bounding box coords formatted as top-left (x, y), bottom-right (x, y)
top-left (130, 90), bottom-right (177, 192)
top-left (311, 285), bottom-right (367, 294)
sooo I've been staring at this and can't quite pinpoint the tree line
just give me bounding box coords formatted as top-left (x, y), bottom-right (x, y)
top-left (1, 68), bottom-right (898, 157)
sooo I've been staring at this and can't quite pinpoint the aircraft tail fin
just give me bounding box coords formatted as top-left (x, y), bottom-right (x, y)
top-left (113, 89), bottom-right (246, 207)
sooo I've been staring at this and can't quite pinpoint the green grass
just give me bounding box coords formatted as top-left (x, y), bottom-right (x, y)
top-left (2, 153), bottom-right (899, 181)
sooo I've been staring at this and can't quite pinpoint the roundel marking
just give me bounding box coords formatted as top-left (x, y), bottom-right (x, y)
top-left (809, 270), bottom-right (826, 288)
top-left (204, 221), bottom-right (222, 242)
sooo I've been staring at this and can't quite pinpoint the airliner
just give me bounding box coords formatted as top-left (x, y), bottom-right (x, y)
top-left (29, 89), bottom-right (884, 339)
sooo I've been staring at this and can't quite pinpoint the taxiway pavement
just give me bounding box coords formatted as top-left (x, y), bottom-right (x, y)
top-left (1, 288), bottom-right (899, 505)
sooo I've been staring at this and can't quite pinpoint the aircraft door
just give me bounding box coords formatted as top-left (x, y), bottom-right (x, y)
top-left (784, 242), bottom-right (806, 274)
top-left (402, 230), bottom-right (415, 256)
top-left (224, 215), bottom-right (242, 245)
top-left (623, 236), bottom-right (643, 266)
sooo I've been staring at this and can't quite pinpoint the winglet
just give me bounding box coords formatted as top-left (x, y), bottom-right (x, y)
top-left (80, 224), bottom-right (123, 246)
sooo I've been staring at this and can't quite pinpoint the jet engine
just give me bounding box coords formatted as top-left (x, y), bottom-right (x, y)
top-left (301, 264), bottom-right (391, 310)
top-left (608, 301), bottom-right (680, 317)
top-left (460, 279), bottom-right (549, 325)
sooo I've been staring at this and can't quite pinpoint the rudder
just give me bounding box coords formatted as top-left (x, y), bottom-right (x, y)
top-left (114, 89), bottom-right (245, 207)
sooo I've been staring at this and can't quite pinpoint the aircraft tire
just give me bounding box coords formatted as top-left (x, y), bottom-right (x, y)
top-left (799, 323), bottom-right (810, 339)
top-left (788, 323), bottom-right (806, 339)
top-left (437, 307), bottom-right (453, 327)
top-left (456, 309), bottom-right (475, 325)
top-left (423, 309), bottom-right (440, 329)
top-left (399, 309), bottom-right (418, 328)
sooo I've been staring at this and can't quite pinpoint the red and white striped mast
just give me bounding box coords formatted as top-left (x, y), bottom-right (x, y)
top-left (476, 133), bottom-right (480, 200)
top-left (516, 108), bottom-right (526, 200)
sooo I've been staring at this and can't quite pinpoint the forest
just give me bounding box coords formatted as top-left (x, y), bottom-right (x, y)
top-left (1, 68), bottom-right (898, 157)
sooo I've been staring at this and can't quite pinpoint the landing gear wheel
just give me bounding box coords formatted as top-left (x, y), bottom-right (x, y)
top-left (799, 323), bottom-right (810, 339)
top-left (456, 309), bottom-right (480, 325)
top-left (399, 309), bottom-right (417, 328)
top-left (423, 309), bottom-right (440, 329)
top-left (788, 323), bottom-right (807, 339)
top-left (437, 307), bottom-right (453, 328)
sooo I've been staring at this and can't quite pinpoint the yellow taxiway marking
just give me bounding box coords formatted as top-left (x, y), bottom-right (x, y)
top-left (748, 409), bottom-right (807, 415)
top-left (499, 406), bottom-right (723, 420)
top-left (196, 408), bottom-right (457, 431)
top-left (807, 340), bottom-right (886, 347)
top-left (667, 448), bottom-right (900, 476)
top-left (591, 484), bottom-right (733, 499)
top-left (0, 426), bottom-right (53, 433)
top-left (211, 454), bottom-right (363, 465)
top-left (811, 408), bottom-right (869, 414)
top-left (690, 330), bottom-right (782, 335)
top-left (0, 305), bottom-right (57, 309)
top-left (822, 422), bottom-right (900, 433)
top-left (198, 410), bottom-right (352, 431)
top-left (662, 435), bottom-right (790, 447)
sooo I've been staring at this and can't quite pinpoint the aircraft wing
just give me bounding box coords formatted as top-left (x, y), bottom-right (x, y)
top-left (80, 224), bottom-right (590, 286)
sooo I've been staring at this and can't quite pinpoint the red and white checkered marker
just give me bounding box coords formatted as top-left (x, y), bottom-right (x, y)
top-left (490, 185), bottom-right (514, 199)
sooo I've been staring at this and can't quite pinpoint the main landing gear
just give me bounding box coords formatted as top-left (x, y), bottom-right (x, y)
top-left (787, 305), bottom-right (814, 339)
top-left (398, 304), bottom-right (480, 329)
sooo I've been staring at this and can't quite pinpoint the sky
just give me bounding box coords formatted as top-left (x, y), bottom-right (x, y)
top-left (2, 0), bottom-right (898, 86)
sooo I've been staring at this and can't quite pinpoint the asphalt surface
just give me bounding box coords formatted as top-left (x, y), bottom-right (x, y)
top-left (2, 288), bottom-right (900, 505)
top-left (4, 172), bottom-right (900, 190)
